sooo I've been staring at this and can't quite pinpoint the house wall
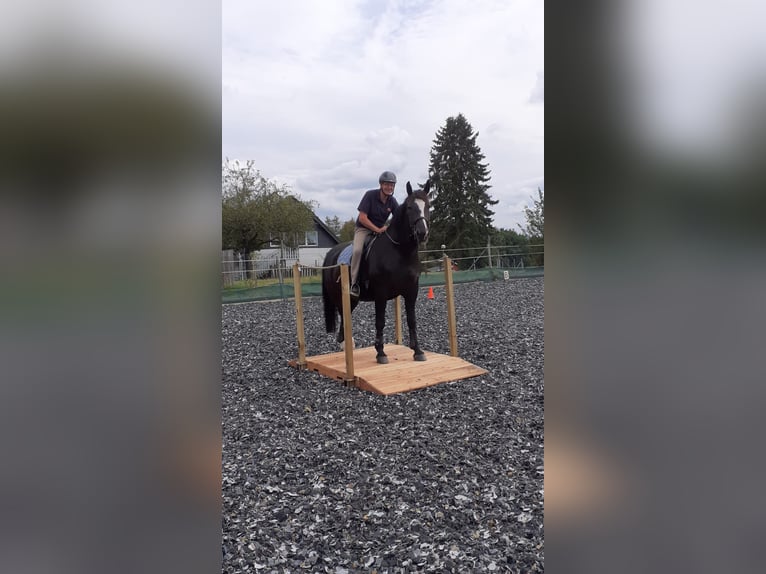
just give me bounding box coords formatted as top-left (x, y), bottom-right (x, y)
top-left (254, 246), bottom-right (332, 267)
top-left (316, 226), bottom-right (338, 248)
top-left (297, 246), bottom-right (334, 267)
top-left (223, 214), bottom-right (341, 282)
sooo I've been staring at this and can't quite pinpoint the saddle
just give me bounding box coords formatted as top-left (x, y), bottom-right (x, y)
top-left (358, 234), bottom-right (380, 287)
top-left (362, 232), bottom-right (378, 255)
top-left (337, 234), bottom-right (380, 287)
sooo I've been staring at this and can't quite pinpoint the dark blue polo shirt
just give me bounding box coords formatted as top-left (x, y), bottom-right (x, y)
top-left (356, 188), bottom-right (399, 228)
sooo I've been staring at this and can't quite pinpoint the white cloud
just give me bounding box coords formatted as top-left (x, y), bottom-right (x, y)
top-left (223, 0), bottom-right (543, 230)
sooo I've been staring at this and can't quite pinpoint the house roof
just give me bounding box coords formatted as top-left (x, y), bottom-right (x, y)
top-left (312, 213), bottom-right (339, 243)
top-left (288, 195), bottom-right (339, 244)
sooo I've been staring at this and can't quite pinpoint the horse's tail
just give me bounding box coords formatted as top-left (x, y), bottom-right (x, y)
top-left (323, 281), bottom-right (337, 333)
top-left (322, 248), bottom-right (338, 333)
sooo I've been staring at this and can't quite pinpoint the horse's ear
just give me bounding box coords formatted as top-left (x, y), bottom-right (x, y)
top-left (406, 181), bottom-right (413, 196)
top-left (423, 179), bottom-right (431, 195)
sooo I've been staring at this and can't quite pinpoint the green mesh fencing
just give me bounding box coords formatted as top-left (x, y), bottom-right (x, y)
top-left (222, 266), bottom-right (543, 304)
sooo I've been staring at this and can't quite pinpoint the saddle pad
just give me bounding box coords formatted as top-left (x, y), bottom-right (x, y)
top-left (337, 244), bottom-right (353, 266)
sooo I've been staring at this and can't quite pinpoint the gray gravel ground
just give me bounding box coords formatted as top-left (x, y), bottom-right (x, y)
top-left (222, 277), bottom-right (544, 573)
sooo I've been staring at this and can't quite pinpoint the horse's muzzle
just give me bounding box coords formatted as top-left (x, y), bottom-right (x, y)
top-left (413, 219), bottom-right (428, 244)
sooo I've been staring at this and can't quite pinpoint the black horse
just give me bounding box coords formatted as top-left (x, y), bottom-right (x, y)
top-left (322, 180), bottom-right (431, 364)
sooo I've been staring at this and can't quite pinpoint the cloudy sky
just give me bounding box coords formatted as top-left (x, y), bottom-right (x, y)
top-left (222, 0), bottom-right (543, 231)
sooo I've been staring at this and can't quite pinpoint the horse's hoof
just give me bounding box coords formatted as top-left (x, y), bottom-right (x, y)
top-left (377, 355), bottom-right (389, 364)
top-left (413, 353), bottom-right (426, 361)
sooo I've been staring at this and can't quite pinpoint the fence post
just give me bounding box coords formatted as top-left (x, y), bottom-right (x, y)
top-left (394, 296), bottom-right (402, 345)
top-left (339, 264), bottom-right (356, 386)
top-left (292, 263), bottom-right (307, 369)
top-left (277, 261), bottom-right (285, 299)
top-left (444, 255), bottom-right (458, 357)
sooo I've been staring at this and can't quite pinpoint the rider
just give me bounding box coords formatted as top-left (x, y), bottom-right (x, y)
top-left (350, 171), bottom-right (399, 298)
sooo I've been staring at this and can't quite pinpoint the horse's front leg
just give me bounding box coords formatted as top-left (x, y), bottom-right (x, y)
top-left (374, 297), bottom-right (388, 364)
top-left (405, 292), bottom-right (426, 361)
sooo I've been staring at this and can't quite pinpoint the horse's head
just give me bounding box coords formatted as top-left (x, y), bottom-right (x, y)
top-left (404, 179), bottom-right (431, 244)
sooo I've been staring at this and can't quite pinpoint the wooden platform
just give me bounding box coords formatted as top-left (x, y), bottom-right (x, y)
top-left (288, 345), bottom-right (488, 395)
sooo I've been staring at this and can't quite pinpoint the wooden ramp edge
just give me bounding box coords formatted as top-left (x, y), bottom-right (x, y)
top-left (288, 344), bottom-right (488, 395)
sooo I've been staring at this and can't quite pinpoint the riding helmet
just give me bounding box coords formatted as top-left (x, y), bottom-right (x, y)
top-left (379, 171), bottom-right (397, 184)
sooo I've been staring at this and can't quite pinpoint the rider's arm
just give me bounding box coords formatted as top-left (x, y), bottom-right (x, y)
top-left (358, 212), bottom-right (385, 234)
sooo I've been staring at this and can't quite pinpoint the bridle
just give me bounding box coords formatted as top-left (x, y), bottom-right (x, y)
top-left (410, 216), bottom-right (427, 242)
top-left (385, 200), bottom-right (428, 245)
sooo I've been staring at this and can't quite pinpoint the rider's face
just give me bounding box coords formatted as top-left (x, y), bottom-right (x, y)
top-left (380, 182), bottom-right (395, 196)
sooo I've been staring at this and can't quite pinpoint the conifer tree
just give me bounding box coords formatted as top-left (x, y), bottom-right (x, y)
top-left (427, 114), bottom-right (497, 258)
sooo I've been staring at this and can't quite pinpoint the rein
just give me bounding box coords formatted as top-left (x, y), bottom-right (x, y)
top-left (384, 229), bottom-right (400, 245)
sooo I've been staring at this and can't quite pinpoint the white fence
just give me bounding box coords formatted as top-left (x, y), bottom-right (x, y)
top-left (223, 242), bottom-right (543, 286)
top-left (222, 248), bottom-right (329, 286)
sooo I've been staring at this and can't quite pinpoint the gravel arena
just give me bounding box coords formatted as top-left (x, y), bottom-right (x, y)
top-left (222, 277), bottom-right (544, 573)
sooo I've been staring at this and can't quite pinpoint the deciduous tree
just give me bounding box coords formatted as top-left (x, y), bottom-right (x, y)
top-left (222, 160), bottom-right (315, 259)
top-left (323, 215), bottom-right (342, 237)
top-left (339, 218), bottom-right (356, 242)
top-left (519, 187), bottom-right (544, 240)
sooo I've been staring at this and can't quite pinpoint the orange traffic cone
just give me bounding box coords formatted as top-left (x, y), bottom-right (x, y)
top-left (427, 286), bottom-right (434, 300)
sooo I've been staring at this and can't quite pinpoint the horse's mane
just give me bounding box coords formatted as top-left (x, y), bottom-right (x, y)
top-left (391, 197), bottom-right (408, 223)
top-left (387, 188), bottom-right (428, 246)
top-left (389, 194), bottom-right (413, 235)
top-left (391, 189), bottom-right (424, 222)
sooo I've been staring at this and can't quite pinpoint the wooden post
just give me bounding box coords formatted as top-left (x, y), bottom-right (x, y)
top-left (394, 296), bottom-right (402, 345)
top-left (444, 255), bottom-right (458, 357)
top-left (339, 264), bottom-right (356, 386)
top-left (292, 263), bottom-right (306, 369)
